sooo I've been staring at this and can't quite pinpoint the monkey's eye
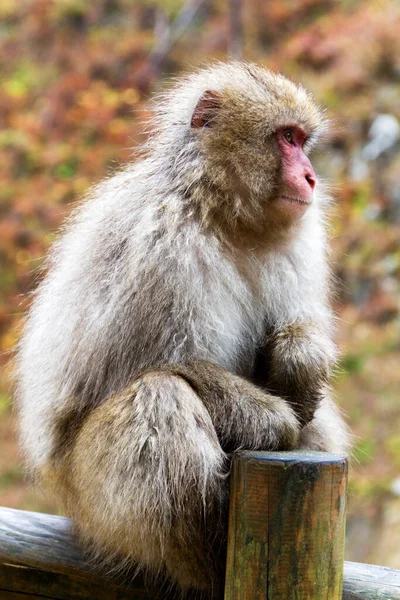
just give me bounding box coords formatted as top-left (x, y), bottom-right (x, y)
top-left (284, 129), bottom-right (295, 145)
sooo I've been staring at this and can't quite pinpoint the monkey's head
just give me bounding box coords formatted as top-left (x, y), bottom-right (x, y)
top-left (155, 62), bottom-right (327, 234)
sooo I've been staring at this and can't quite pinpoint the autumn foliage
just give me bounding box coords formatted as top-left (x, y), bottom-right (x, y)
top-left (1, 0), bottom-right (400, 566)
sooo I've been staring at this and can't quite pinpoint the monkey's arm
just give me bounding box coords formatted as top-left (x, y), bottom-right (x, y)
top-left (47, 363), bottom-right (301, 591)
top-left (162, 360), bottom-right (300, 452)
top-left (252, 321), bottom-right (338, 427)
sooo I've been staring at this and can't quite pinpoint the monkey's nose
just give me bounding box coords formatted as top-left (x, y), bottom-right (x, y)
top-left (305, 172), bottom-right (316, 190)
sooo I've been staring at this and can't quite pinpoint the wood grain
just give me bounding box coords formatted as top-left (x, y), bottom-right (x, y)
top-left (0, 506), bottom-right (164, 599)
top-left (224, 450), bottom-right (348, 600)
top-left (1, 453), bottom-right (399, 599)
top-left (343, 561), bottom-right (400, 599)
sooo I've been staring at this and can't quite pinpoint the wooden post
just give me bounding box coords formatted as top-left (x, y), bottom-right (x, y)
top-left (224, 450), bottom-right (348, 600)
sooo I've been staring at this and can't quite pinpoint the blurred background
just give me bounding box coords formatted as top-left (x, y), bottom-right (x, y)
top-left (1, 0), bottom-right (400, 568)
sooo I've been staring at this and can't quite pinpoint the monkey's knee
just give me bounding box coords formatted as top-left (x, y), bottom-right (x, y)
top-left (61, 371), bottom-right (227, 589)
top-left (71, 369), bottom-right (228, 506)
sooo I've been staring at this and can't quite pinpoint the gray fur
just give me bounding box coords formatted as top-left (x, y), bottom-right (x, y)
top-left (16, 62), bottom-right (350, 597)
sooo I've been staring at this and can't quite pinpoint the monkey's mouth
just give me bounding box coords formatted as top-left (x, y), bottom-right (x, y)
top-left (281, 195), bottom-right (312, 206)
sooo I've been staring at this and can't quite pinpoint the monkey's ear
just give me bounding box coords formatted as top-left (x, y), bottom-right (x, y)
top-left (191, 90), bottom-right (221, 128)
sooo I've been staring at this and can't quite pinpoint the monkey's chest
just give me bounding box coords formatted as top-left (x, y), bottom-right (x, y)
top-left (196, 279), bottom-right (266, 376)
top-left (192, 244), bottom-right (302, 375)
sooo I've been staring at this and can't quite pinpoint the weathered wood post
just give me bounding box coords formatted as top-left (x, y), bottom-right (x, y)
top-left (224, 450), bottom-right (348, 600)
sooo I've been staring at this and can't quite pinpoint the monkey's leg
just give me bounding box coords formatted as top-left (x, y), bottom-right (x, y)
top-left (52, 372), bottom-right (227, 595)
top-left (51, 362), bottom-right (300, 595)
top-left (297, 392), bottom-right (352, 455)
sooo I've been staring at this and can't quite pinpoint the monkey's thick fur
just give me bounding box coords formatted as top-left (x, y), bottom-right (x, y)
top-left (17, 63), bottom-right (350, 597)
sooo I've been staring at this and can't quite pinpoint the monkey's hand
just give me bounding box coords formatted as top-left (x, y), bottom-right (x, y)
top-left (164, 360), bottom-right (300, 453)
top-left (258, 322), bottom-right (338, 427)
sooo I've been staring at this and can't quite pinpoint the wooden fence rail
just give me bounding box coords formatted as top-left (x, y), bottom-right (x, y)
top-left (0, 451), bottom-right (399, 599)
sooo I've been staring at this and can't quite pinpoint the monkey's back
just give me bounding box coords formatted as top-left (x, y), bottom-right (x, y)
top-left (16, 163), bottom-right (269, 470)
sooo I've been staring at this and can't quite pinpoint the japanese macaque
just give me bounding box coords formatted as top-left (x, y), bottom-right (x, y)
top-left (16, 62), bottom-right (350, 598)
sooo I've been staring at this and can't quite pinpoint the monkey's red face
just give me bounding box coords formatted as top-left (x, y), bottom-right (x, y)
top-left (189, 80), bottom-right (324, 232)
top-left (276, 126), bottom-right (317, 218)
